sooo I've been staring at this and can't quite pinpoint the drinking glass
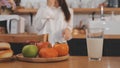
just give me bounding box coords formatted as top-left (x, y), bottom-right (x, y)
top-left (86, 28), bottom-right (104, 61)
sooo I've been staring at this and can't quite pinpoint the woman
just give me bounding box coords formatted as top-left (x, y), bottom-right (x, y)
top-left (33, 0), bottom-right (73, 46)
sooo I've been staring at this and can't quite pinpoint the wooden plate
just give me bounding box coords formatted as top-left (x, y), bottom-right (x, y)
top-left (16, 54), bottom-right (69, 63)
top-left (0, 57), bottom-right (14, 62)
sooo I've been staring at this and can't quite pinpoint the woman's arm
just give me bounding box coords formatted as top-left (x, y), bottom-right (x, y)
top-left (33, 6), bottom-right (55, 34)
top-left (63, 8), bottom-right (73, 40)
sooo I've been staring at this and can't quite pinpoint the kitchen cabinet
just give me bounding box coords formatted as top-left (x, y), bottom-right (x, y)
top-left (68, 33), bottom-right (120, 56)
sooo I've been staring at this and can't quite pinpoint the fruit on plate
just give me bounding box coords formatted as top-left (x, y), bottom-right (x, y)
top-left (22, 45), bottom-right (38, 58)
top-left (54, 43), bottom-right (69, 56)
top-left (39, 48), bottom-right (58, 58)
top-left (36, 42), bottom-right (52, 50)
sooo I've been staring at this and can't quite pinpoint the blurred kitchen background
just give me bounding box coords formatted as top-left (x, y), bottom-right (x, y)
top-left (1, 0), bottom-right (120, 35)
top-left (0, 0), bottom-right (120, 55)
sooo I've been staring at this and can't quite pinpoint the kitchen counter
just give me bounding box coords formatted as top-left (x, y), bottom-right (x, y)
top-left (69, 30), bottom-right (120, 56)
top-left (0, 56), bottom-right (120, 68)
top-left (0, 33), bottom-right (119, 43)
top-left (0, 34), bottom-right (47, 43)
top-left (0, 34), bottom-right (119, 55)
top-left (72, 34), bottom-right (120, 39)
top-left (72, 28), bottom-right (120, 39)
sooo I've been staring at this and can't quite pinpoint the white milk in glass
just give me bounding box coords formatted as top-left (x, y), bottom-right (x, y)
top-left (87, 38), bottom-right (103, 59)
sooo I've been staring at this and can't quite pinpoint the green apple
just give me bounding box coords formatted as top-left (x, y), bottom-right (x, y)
top-left (22, 45), bottom-right (38, 58)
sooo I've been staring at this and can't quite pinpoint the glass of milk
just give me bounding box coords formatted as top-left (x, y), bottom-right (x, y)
top-left (86, 28), bottom-right (104, 61)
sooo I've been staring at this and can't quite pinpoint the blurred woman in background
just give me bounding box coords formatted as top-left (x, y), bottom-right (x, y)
top-left (33, 0), bottom-right (73, 46)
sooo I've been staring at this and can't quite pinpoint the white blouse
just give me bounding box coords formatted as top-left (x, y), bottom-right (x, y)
top-left (33, 6), bottom-right (73, 46)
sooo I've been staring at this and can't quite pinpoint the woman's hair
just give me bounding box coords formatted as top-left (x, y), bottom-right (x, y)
top-left (57, 0), bottom-right (71, 22)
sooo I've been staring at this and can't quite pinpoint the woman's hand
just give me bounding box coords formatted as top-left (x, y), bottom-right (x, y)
top-left (63, 28), bottom-right (72, 40)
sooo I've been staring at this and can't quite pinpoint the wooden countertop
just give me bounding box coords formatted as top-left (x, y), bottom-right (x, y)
top-left (0, 33), bottom-right (119, 43)
top-left (13, 7), bottom-right (120, 14)
top-left (72, 34), bottom-right (120, 39)
top-left (73, 8), bottom-right (120, 14)
top-left (0, 56), bottom-right (120, 68)
top-left (72, 28), bottom-right (120, 39)
top-left (0, 34), bottom-right (47, 43)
